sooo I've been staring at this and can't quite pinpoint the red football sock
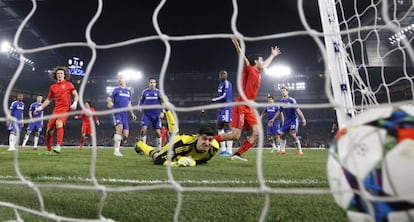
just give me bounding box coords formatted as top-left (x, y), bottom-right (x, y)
top-left (56, 127), bottom-right (64, 145)
top-left (235, 140), bottom-right (253, 156)
top-left (80, 136), bottom-right (85, 148)
top-left (46, 135), bottom-right (53, 151)
top-left (214, 135), bottom-right (223, 143)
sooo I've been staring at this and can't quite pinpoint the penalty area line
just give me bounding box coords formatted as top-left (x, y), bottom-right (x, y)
top-left (0, 175), bottom-right (327, 185)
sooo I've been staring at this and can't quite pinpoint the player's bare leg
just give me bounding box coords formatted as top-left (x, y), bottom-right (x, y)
top-left (80, 133), bottom-right (86, 150)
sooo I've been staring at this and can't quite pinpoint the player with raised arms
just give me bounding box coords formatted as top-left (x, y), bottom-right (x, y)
top-left (214, 36), bottom-right (281, 161)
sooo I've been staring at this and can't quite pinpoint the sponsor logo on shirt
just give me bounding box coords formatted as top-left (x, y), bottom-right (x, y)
top-left (118, 92), bottom-right (130, 97)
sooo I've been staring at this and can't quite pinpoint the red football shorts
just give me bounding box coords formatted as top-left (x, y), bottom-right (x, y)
top-left (82, 124), bottom-right (92, 135)
top-left (47, 111), bottom-right (69, 129)
top-left (231, 105), bottom-right (258, 130)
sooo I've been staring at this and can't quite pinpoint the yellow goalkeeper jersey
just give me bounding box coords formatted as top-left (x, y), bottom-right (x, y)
top-left (154, 134), bottom-right (220, 165)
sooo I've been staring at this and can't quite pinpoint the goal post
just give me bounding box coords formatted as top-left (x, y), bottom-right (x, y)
top-left (318, 0), bottom-right (356, 128)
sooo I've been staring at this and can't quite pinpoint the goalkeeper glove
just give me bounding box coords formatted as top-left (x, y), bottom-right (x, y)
top-left (177, 156), bottom-right (196, 167)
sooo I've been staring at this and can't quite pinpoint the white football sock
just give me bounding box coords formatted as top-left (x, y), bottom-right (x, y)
top-left (34, 136), bottom-right (39, 147)
top-left (226, 140), bottom-right (233, 154)
top-left (22, 134), bottom-right (29, 147)
top-left (113, 134), bottom-right (122, 153)
top-left (295, 138), bottom-right (302, 152)
top-left (218, 129), bottom-right (226, 152)
top-left (280, 139), bottom-right (287, 152)
top-left (156, 137), bottom-right (162, 150)
top-left (9, 133), bottom-right (16, 149)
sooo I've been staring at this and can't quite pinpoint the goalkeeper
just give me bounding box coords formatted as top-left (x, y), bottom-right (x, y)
top-left (135, 110), bottom-right (219, 167)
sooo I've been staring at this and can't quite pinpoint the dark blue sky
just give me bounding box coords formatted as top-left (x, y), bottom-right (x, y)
top-left (6, 0), bottom-right (369, 76)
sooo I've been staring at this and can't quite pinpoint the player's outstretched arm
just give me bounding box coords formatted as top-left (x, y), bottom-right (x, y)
top-left (71, 89), bottom-right (79, 110)
top-left (263, 46), bottom-right (282, 69)
top-left (232, 36), bottom-right (249, 67)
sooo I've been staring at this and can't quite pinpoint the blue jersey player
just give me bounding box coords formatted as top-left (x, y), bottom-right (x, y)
top-left (210, 70), bottom-right (233, 156)
top-left (7, 94), bottom-right (25, 151)
top-left (260, 95), bottom-right (283, 152)
top-left (106, 74), bottom-right (137, 156)
top-left (279, 87), bottom-right (306, 156)
top-left (138, 77), bottom-right (164, 150)
top-left (22, 96), bottom-right (44, 150)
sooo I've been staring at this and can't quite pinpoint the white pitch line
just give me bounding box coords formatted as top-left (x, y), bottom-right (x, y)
top-left (0, 175), bottom-right (327, 185)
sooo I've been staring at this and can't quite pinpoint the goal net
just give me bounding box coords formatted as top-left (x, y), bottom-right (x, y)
top-left (317, 0), bottom-right (414, 127)
top-left (0, 0), bottom-right (413, 221)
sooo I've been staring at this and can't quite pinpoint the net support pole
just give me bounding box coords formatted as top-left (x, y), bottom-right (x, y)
top-left (318, 0), bottom-right (355, 128)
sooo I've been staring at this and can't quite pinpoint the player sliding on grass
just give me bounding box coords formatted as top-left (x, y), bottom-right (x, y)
top-left (135, 110), bottom-right (219, 167)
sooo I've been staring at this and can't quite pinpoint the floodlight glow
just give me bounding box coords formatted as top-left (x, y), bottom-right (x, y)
top-left (276, 82), bottom-right (306, 91)
top-left (1, 41), bottom-right (11, 53)
top-left (118, 69), bottom-right (142, 81)
top-left (265, 65), bottom-right (292, 77)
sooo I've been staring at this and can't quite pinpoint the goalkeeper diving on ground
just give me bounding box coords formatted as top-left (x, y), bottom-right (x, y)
top-left (135, 110), bottom-right (220, 167)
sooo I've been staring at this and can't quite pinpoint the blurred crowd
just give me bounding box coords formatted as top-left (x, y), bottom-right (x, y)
top-left (0, 108), bottom-right (337, 149)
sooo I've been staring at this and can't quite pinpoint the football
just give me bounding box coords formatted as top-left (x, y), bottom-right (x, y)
top-left (327, 105), bottom-right (414, 221)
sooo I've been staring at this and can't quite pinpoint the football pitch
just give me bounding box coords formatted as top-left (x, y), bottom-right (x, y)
top-left (0, 147), bottom-right (347, 222)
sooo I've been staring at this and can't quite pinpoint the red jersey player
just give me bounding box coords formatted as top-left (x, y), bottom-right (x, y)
top-left (74, 100), bottom-right (100, 149)
top-left (214, 36), bottom-right (281, 161)
top-left (160, 125), bottom-right (168, 146)
top-left (35, 66), bottom-right (79, 155)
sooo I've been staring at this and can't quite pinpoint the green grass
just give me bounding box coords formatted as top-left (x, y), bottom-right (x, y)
top-left (0, 147), bottom-right (346, 222)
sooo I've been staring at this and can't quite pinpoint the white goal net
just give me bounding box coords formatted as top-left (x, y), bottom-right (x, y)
top-left (0, 0), bottom-right (413, 221)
